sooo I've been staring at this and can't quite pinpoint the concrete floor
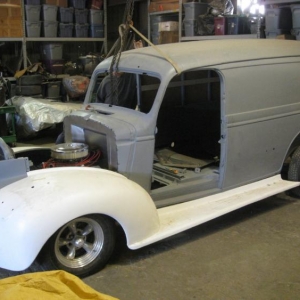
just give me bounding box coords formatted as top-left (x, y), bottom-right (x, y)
top-left (1, 192), bottom-right (300, 299)
top-left (2, 137), bottom-right (300, 299)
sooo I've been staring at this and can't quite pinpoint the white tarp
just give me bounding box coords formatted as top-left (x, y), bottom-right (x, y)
top-left (6, 96), bottom-right (82, 138)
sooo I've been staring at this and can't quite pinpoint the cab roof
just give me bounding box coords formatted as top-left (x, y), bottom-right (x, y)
top-left (102, 39), bottom-right (300, 75)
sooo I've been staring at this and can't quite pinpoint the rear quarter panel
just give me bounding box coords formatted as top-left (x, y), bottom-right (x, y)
top-left (221, 59), bottom-right (300, 188)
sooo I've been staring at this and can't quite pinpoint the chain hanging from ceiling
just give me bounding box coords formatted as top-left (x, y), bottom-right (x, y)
top-left (109, 0), bottom-right (135, 105)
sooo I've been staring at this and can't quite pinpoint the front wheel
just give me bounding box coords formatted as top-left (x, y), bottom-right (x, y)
top-left (40, 214), bottom-right (116, 278)
top-left (288, 147), bottom-right (300, 198)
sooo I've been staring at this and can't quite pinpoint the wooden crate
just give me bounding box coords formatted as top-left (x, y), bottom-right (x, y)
top-left (0, 26), bottom-right (23, 37)
top-left (0, 16), bottom-right (22, 26)
top-left (158, 31), bottom-right (179, 44)
top-left (0, 0), bottom-right (21, 4)
top-left (0, 5), bottom-right (22, 17)
top-left (148, 1), bottom-right (179, 12)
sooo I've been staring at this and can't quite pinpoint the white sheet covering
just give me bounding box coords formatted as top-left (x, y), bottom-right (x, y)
top-left (7, 96), bottom-right (82, 138)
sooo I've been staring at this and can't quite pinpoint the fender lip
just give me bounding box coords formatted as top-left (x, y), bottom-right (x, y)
top-left (0, 167), bottom-right (160, 271)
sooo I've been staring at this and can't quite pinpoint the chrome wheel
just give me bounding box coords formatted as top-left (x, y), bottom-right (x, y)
top-left (41, 214), bottom-right (116, 277)
top-left (54, 217), bottom-right (104, 269)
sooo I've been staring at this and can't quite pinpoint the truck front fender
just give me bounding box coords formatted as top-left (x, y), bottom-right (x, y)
top-left (0, 167), bottom-right (159, 271)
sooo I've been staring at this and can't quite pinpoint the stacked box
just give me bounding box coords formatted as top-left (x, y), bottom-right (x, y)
top-left (0, 26), bottom-right (23, 37)
top-left (265, 7), bottom-right (292, 39)
top-left (69, 0), bottom-right (86, 9)
top-left (75, 8), bottom-right (88, 23)
top-left (43, 0), bottom-right (68, 6)
top-left (291, 5), bottom-right (300, 40)
top-left (25, 4), bottom-right (41, 21)
top-left (226, 16), bottom-right (250, 35)
top-left (90, 24), bottom-right (103, 37)
top-left (59, 22), bottom-right (74, 36)
top-left (214, 17), bottom-right (226, 35)
top-left (158, 21), bottom-right (178, 44)
top-left (89, 9), bottom-right (103, 24)
top-left (25, 3), bottom-right (41, 36)
top-left (183, 2), bottom-right (208, 37)
top-left (0, 4), bottom-right (22, 17)
top-left (59, 6), bottom-right (73, 22)
top-left (26, 20), bottom-right (41, 36)
top-left (42, 4), bottom-right (58, 37)
top-left (45, 81), bottom-right (61, 99)
top-left (25, 0), bottom-right (41, 4)
top-left (41, 43), bottom-right (64, 74)
top-left (24, 0), bottom-right (41, 38)
top-left (0, 15), bottom-right (23, 37)
top-left (58, 6), bottom-right (74, 36)
top-left (158, 31), bottom-right (178, 44)
top-left (41, 43), bottom-right (63, 59)
top-left (75, 23), bottom-right (88, 37)
top-left (42, 4), bottom-right (57, 20)
top-left (158, 21), bottom-right (178, 32)
top-left (148, 0), bottom-right (179, 13)
top-left (0, 0), bottom-right (21, 4)
top-left (150, 13), bottom-right (178, 44)
top-left (87, 0), bottom-right (102, 9)
top-left (183, 19), bottom-right (197, 37)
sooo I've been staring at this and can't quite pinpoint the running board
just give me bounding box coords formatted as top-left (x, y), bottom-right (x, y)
top-left (129, 175), bottom-right (299, 249)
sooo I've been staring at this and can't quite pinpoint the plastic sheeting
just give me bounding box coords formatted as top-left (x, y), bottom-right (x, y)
top-left (6, 96), bottom-right (82, 138)
top-left (0, 270), bottom-right (118, 300)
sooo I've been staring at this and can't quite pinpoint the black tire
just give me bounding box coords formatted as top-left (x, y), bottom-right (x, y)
top-left (288, 147), bottom-right (300, 198)
top-left (16, 85), bottom-right (42, 96)
top-left (17, 74), bottom-right (43, 86)
top-left (40, 214), bottom-right (116, 278)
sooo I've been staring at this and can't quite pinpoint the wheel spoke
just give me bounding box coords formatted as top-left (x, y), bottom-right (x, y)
top-left (68, 222), bottom-right (77, 234)
top-left (58, 238), bottom-right (69, 247)
top-left (82, 242), bottom-right (94, 253)
top-left (66, 246), bottom-right (76, 260)
top-left (82, 224), bottom-right (93, 236)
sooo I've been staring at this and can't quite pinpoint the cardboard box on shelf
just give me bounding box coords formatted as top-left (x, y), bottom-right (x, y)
top-left (88, 0), bottom-right (103, 9)
top-left (158, 21), bottom-right (179, 32)
top-left (42, 0), bottom-right (68, 7)
top-left (148, 1), bottom-right (179, 12)
top-left (276, 34), bottom-right (296, 40)
top-left (158, 31), bottom-right (178, 44)
top-left (0, 16), bottom-right (22, 26)
top-left (0, 0), bottom-right (20, 4)
top-left (0, 26), bottom-right (23, 37)
top-left (0, 4), bottom-right (22, 17)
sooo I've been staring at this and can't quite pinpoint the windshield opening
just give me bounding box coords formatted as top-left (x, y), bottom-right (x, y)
top-left (89, 71), bottom-right (161, 113)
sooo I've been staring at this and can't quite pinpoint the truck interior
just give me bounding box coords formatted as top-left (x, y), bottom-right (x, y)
top-left (88, 68), bottom-right (223, 206)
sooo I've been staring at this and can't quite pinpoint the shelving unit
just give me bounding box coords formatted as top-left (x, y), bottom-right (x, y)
top-left (0, 0), bottom-right (107, 71)
top-left (148, 0), bottom-right (260, 44)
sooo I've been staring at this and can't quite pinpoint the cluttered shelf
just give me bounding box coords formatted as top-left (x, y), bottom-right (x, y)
top-left (181, 34), bottom-right (258, 41)
top-left (25, 37), bottom-right (106, 42)
top-left (148, 0), bottom-right (262, 45)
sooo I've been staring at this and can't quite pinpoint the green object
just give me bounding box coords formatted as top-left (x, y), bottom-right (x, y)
top-left (0, 106), bottom-right (17, 144)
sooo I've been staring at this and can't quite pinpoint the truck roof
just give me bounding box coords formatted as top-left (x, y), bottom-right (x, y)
top-left (106, 39), bottom-right (300, 75)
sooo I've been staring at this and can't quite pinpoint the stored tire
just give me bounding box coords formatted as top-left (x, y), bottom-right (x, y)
top-left (16, 74), bottom-right (43, 85)
top-left (40, 214), bottom-right (116, 278)
top-left (288, 147), bottom-right (300, 198)
top-left (16, 85), bottom-right (42, 96)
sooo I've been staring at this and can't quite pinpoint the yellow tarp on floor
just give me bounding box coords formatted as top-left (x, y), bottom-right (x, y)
top-left (0, 270), bottom-right (119, 300)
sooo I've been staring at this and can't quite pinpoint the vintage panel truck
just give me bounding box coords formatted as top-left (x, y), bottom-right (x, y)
top-left (1, 39), bottom-right (300, 277)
